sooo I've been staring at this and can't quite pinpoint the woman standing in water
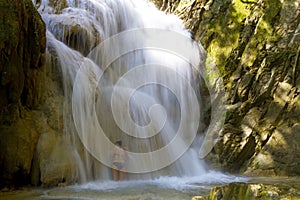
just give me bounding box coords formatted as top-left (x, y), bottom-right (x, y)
top-left (112, 140), bottom-right (126, 181)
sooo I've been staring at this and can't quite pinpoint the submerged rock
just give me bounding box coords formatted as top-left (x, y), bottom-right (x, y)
top-left (193, 182), bottom-right (300, 200)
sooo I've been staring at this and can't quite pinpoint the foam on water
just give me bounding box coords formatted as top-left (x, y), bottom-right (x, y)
top-left (40, 173), bottom-right (248, 200)
top-left (71, 172), bottom-right (248, 192)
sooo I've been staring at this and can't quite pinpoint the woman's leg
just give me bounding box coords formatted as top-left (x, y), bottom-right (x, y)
top-left (112, 168), bottom-right (119, 181)
top-left (119, 170), bottom-right (125, 181)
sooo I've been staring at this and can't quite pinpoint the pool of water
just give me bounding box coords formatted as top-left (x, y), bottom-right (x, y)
top-left (0, 171), bottom-right (248, 200)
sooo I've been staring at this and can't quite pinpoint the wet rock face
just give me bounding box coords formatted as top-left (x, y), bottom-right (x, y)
top-left (1, 0), bottom-right (113, 187)
top-left (0, 0), bottom-right (46, 122)
top-left (36, 131), bottom-right (78, 186)
top-left (0, 0), bottom-right (46, 186)
top-left (36, 0), bottom-right (101, 56)
top-left (152, 0), bottom-right (300, 175)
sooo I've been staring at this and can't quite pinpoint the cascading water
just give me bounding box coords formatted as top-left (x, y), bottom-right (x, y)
top-left (36, 0), bottom-right (211, 182)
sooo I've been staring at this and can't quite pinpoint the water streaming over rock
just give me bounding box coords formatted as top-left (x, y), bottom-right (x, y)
top-left (35, 0), bottom-right (209, 182)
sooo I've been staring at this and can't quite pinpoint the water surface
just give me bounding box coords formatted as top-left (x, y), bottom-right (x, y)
top-left (0, 171), bottom-right (247, 200)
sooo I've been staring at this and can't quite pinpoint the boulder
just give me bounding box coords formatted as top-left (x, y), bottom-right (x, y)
top-left (36, 131), bottom-right (78, 186)
top-left (0, 112), bottom-right (40, 185)
top-left (193, 182), bottom-right (300, 200)
top-left (245, 123), bottom-right (300, 176)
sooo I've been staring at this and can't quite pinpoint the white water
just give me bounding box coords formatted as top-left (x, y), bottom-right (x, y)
top-left (35, 0), bottom-right (224, 184)
top-left (74, 172), bottom-right (247, 191)
top-left (39, 173), bottom-right (247, 200)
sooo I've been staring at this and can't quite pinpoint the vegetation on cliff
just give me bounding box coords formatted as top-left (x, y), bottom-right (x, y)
top-left (152, 0), bottom-right (300, 175)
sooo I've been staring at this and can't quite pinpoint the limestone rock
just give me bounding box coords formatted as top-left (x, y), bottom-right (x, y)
top-left (0, 0), bottom-right (46, 186)
top-left (246, 123), bottom-right (300, 176)
top-left (196, 182), bottom-right (300, 200)
top-left (39, 1), bottom-right (101, 56)
top-left (151, 0), bottom-right (300, 175)
top-left (0, 0), bottom-right (74, 188)
top-left (37, 131), bottom-right (78, 186)
top-left (0, 0), bottom-right (46, 118)
top-left (0, 112), bottom-right (40, 184)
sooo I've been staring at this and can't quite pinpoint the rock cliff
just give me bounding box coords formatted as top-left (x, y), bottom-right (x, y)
top-left (152, 0), bottom-right (300, 175)
top-left (0, 0), bottom-right (46, 187)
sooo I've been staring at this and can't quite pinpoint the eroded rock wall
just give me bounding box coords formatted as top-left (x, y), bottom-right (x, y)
top-left (0, 0), bottom-right (46, 123)
top-left (152, 0), bottom-right (300, 175)
top-left (192, 181), bottom-right (300, 200)
top-left (0, 0), bottom-right (47, 186)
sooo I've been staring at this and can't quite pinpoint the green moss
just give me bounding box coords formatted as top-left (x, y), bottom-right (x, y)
top-left (0, 3), bottom-right (19, 50)
top-left (205, 55), bottom-right (221, 87)
top-left (177, 0), bottom-right (192, 9)
top-left (232, 0), bottom-right (251, 19)
top-left (241, 0), bottom-right (281, 67)
top-left (204, 0), bottom-right (282, 76)
top-left (205, 0), bottom-right (251, 77)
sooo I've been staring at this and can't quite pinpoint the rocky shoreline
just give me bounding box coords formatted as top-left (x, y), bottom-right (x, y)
top-left (193, 179), bottom-right (300, 200)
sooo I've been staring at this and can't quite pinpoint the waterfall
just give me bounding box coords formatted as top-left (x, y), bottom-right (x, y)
top-left (36, 0), bottom-right (210, 182)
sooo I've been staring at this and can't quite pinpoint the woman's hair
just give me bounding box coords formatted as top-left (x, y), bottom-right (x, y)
top-left (116, 140), bottom-right (122, 146)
